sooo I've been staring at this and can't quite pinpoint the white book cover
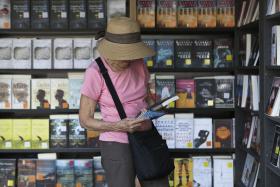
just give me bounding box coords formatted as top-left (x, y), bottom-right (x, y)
top-left (175, 113), bottom-right (194, 149)
top-left (245, 34), bottom-right (252, 66)
top-left (241, 75), bottom-right (249, 108)
top-left (267, 0), bottom-right (274, 15)
top-left (33, 38), bottom-right (52, 69)
top-left (0, 38), bottom-right (13, 69)
top-left (276, 26), bottom-right (280, 66)
top-left (247, 116), bottom-right (257, 148)
top-left (194, 118), bottom-right (213, 149)
top-left (253, 50), bottom-right (259, 66)
top-left (238, 1), bottom-right (247, 27)
top-left (68, 73), bottom-right (84, 109)
top-left (54, 38), bottom-right (73, 69)
top-left (192, 156), bottom-right (212, 187)
top-left (0, 75), bottom-right (12, 109)
top-left (12, 38), bottom-right (32, 69)
top-left (31, 79), bottom-right (51, 109)
top-left (241, 154), bottom-right (255, 186)
top-left (271, 88), bottom-right (280, 116)
top-left (251, 2), bottom-right (259, 22)
top-left (272, 26), bottom-right (277, 65)
top-left (233, 118), bottom-right (236, 148)
top-left (213, 158), bottom-right (234, 187)
top-left (12, 75), bottom-right (31, 109)
top-left (51, 79), bottom-right (69, 109)
top-left (74, 38), bottom-right (92, 69)
top-left (107, 0), bottom-right (126, 22)
top-left (251, 76), bottom-right (259, 111)
top-left (155, 114), bottom-right (175, 149)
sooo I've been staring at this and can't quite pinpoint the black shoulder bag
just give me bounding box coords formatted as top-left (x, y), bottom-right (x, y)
top-left (95, 57), bottom-right (174, 181)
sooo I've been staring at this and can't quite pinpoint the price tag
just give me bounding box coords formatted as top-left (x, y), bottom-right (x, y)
top-left (208, 100), bottom-right (214, 106)
top-left (98, 12), bottom-right (104, 18)
top-left (7, 180), bottom-right (14, 186)
top-left (203, 162), bottom-right (209, 167)
top-left (166, 59), bottom-right (172, 66)
top-left (42, 142), bottom-right (48, 149)
top-left (147, 60), bottom-right (153, 67)
top-left (185, 59), bottom-right (192, 65)
top-left (42, 12), bottom-right (48, 18)
top-left (80, 12), bottom-right (86, 18)
top-left (5, 142), bottom-right (12, 148)
top-left (226, 55), bottom-right (233, 61)
top-left (224, 93), bottom-right (230, 99)
top-left (204, 59), bottom-right (210, 65)
top-left (275, 146), bottom-right (280, 154)
top-left (61, 12), bottom-right (67, 18)
top-left (23, 12), bottom-right (29, 18)
top-left (169, 102), bottom-right (174, 108)
top-left (61, 126), bottom-right (67, 131)
top-left (227, 162), bottom-right (233, 168)
top-left (24, 142), bottom-right (31, 148)
top-left (187, 142), bottom-right (193, 148)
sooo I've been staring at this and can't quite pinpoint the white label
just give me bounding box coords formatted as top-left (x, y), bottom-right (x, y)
top-left (61, 12), bottom-right (67, 18)
top-left (80, 12), bottom-right (85, 18)
top-left (224, 93), bottom-right (230, 99)
top-left (24, 141), bottom-right (31, 148)
top-left (5, 142), bottom-right (12, 148)
top-left (61, 126), bottom-right (67, 131)
top-left (42, 142), bottom-right (48, 149)
top-left (98, 12), bottom-right (104, 18)
top-left (42, 12), bottom-right (48, 18)
top-left (23, 12), bottom-right (29, 18)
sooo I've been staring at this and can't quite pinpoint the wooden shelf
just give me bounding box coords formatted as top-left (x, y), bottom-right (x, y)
top-left (266, 65), bottom-right (280, 71)
top-left (266, 12), bottom-right (280, 21)
top-left (0, 109), bottom-right (80, 117)
top-left (0, 30), bottom-right (98, 36)
top-left (236, 67), bottom-right (259, 74)
top-left (237, 21), bottom-right (259, 31)
top-left (236, 107), bottom-right (259, 115)
top-left (141, 28), bottom-right (235, 35)
top-left (266, 162), bottom-right (280, 177)
top-left (166, 108), bottom-right (234, 115)
top-left (148, 68), bottom-right (235, 73)
top-left (238, 146), bottom-right (260, 162)
top-left (265, 114), bottom-right (280, 124)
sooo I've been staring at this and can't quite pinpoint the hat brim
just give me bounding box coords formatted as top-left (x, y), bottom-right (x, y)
top-left (97, 39), bottom-right (156, 61)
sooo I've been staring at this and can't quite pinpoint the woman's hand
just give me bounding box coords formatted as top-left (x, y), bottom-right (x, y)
top-left (137, 120), bottom-right (153, 132)
top-left (116, 118), bottom-right (147, 133)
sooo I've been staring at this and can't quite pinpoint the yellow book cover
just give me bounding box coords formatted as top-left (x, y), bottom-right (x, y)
top-left (198, 0), bottom-right (217, 28)
top-left (0, 119), bottom-right (13, 149)
top-left (217, 0), bottom-right (235, 27)
top-left (176, 79), bottom-right (195, 108)
top-left (13, 119), bottom-right (32, 149)
top-left (177, 0), bottom-right (198, 28)
top-left (174, 158), bottom-right (193, 187)
top-left (31, 119), bottom-right (49, 149)
top-left (51, 79), bottom-right (69, 109)
top-left (31, 79), bottom-right (51, 109)
top-left (157, 0), bottom-right (177, 28)
top-left (137, 0), bottom-right (156, 28)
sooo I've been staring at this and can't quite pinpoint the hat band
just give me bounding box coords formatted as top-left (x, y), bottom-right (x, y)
top-left (105, 32), bottom-right (141, 44)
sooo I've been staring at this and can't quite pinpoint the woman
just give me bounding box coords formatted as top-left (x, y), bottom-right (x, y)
top-left (79, 17), bottom-right (169, 187)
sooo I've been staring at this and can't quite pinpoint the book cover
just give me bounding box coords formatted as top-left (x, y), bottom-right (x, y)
top-left (137, 0), bottom-right (156, 28)
top-left (143, 39), bottom-right (156, 68)
top-left (155, 75), bottom-right (175, 108)
top-left (0, 77), bottom-right (11, 109)
top-left (214, 38), bottom-right (233, 68)
top-left (11, 0), bottom-right (30, 29)
top-left (69, 0), bottom-right (87, 30)
top-left (195, 77), bottom-right (215, 108)
top-left (11, 75), bottom-right (31, 109)
top-left (50, 115), bottom-right (68, 148)
top-left (192, 156), bottom-right (212, 187)
top-left (250, 117), bottom-right (260, 154)
top-left (0, 159), bottom-right (16, 187)
top-left (156, 40), bottom-right (174, 68)
top-left (93, 157), bottom-right (107, 187)
top-left (217, 0), bottom-right (235, 27)
top-left (270, 126), bottom-right (280, 166)
top-left (175, 39), bottom-right (194, 68)
top-left (74, 160), bottom-right (94, 187)
top-left (157, 0), bottom-right (177, 28)
top-left (213, 119), bottom-right (233, 148)
top-left (68, 73), bottom-right (84, 109)
top-left (54, 38), bottom-right (73, 69)
top-left (213, 158), bottom-right (234, 187)
top-left (155, 115), bottom-right (175, 148)
top-left (0, 119), bottom-right (13, 149)
top-left (33, 39), bottom-right (52, 69)
top-left (51, 79), bottom-right (69, 109)
top-left (215, 76), bottom-right (234, 108)
top-left (198, 0), bottom-right (216, 28)
top-left (241, 153), bottom-right (255, 187)
top-left (31, 0), bottom-right (49, 29)
top-left (50, 0), bottom-right (68, 30)
top-left (31, 119), bottom-right (49, 149)
top-left (148, 74), bottom-right (157, 104)
top-left (56, 160), bottom-right (75, 187)
top-left (17, 159), bottom-right (36, 187)
top-left (74, 38), bottom-right (92, 69)
top-left (193, 39), bottom-right (213, 68)
top-left (88, 0), bottom-right (106, 30)
top-left (0, 39), bottom-right (13, 69)
top-left (266, 77), bottom-right (280, 115)
top-left (177, 0), bottom-right (198, 28)
top-left (36, 160), bottom-right (56, 187)
top-left (31, 79), bottom-right (51, 109)
top-left (174, 158), bottom-right (193, 187)
top-left (12, 39), bottom-right (32, 69)
top-left (175, 113), bottom-right (194, 148)
top-left (69, 114), bottom-right (87, 148)
top-left (168, 170), bottom-right (174, 187)
top-left (194, 118), bottom-right (213, 148)
top-left (107, 0), bottom-right (126, 21)
top-left (13, 119), bottom-right (32, 149)
top-left (242, 116), bottom-right (253, 147)
top-left (176, 79), bottom-right (195, 108)
top-left (0, 0), bottom-right (11, 29)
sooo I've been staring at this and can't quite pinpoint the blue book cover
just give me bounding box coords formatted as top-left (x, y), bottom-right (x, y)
top-left (69, 78), bottom-right (83, 109)
top-left (36, 160), bottom-right (56, 187)
top-left (74, 160), bottom-right (93, 187)
top-left (143, 39), bottom-right (156, 68)
top-left (156, 40), bottom-right (174, 68)
top-left (56, 160), bottom-right (75, 187)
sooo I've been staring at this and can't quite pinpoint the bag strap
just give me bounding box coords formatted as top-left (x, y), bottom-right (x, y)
top-left (95, 57), bottom-right (127, 120)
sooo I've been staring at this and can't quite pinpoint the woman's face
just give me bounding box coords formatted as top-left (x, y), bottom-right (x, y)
top-left (107, 59), bottom-right (132, 72)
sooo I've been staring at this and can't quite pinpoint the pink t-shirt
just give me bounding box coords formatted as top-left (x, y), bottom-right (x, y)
top-left (81, 57), bottom-right (149, 143)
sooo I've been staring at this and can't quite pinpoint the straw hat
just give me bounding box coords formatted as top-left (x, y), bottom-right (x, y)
top-left (97, 17), bottom-right (156, 60)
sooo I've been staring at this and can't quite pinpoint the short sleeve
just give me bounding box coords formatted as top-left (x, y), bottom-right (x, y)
top-left (80, 64), bottom-right (103, 101)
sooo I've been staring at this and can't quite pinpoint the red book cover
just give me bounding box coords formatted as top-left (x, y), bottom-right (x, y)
top-left (176, 79), bottom-right (195, 108)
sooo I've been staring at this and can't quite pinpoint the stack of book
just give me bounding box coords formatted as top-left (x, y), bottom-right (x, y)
top-left (237, 0), bottom-right (259, 27)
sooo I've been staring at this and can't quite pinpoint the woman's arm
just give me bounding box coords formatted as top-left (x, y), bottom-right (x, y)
top-left (79, 95), bottom-right (145, 133)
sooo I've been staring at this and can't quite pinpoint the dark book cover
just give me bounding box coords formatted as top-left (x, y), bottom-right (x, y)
top-left (266, 78), bottom-right (280, 115)
top-left (215, 76), bottom-right (234, 108)
top-left (195, 77), bottom-right (215, 108)
top-left (198, 0), bottom-right (216, 28)
top-left (93, 157), bottom-right (107, 187)
top-left (155, 75), bottom-right (175, 108)
top-left (87, 130), bottom-right (100, 148)
top-left (241, 153), bottom-right (258, 187)
top-left (214, 38), bottom-right (233, 68)
top-left (69, 114), bottom-right (87, 148)
top-left (248, 35), bottom-right (259, 67)
top-left (251, 117), bottom-right (261, 154)
top-left (50, 115), bottom-right (68, 148)
top-left (69, 0), bottom-right (87, 30)
top-left (242, 116), bottom-right (252, 146)
top-left (87, 0), bottom-right (106, 30)
top-left (50, 0), bottom-right (68, 30)
top-left (17, 159), bottom-right (36, 187)
top-left (74, 160), bottom-right (94, 187)
top-left (0, 159), bottom-right (16, 187)
top-left (36, 160), bottom-right (56, 187)
top-left (217, 0), bottom-right (235, 27)
top-left (0, 0), bottom-right (11, 29)
top-left (193, 39), bottom-right (213, 68)
top-left (156, 40), bottom-right (174, 68)
top-left (56, 160), bottom-right (75, 187)
top-left (137, 0), bottom-right (156, 28)
top-left (175, 39), bottom-right (194, 68)
top-left (270, 126), bottom-right (280, 167)
top-left (143, 39), bottom-right (156, 68)
top-left (177, 0), bottom-right (198, 28)
top-left (11, 0), bottom-right (30, 29)
top-left (213, 119), bottom-right (233, 148)
top-left (31, 0), bottom-right (49, 29)
top-left (157, 0), bottom-right (177, 28)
